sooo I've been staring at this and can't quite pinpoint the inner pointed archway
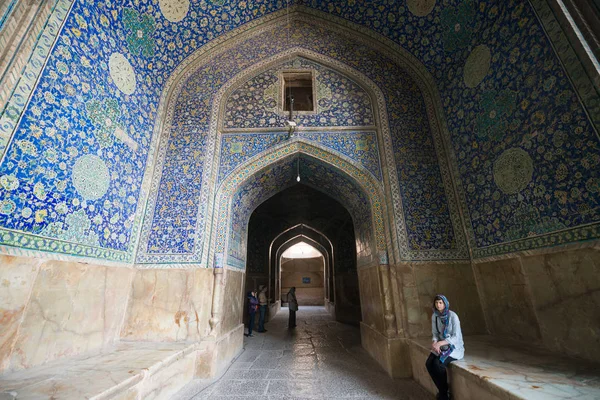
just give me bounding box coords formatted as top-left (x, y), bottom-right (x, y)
top-left (246, 182), bottom-right (362, 325)
top-left (274, 231), bottom-right (334, 316)
top-left (280, 241), bottom-right (325, 306)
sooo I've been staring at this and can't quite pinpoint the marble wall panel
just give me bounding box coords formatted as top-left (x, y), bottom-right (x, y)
top-left (409, 341), bottom-right (437, 395)
top-left (413, 262), bottom-right (486, 337)
top-left (360, 323), bottom-right (411, 378)
top-left (0, 255), bottom-right (43, 373)
top-left (394, 263), bottom-right (423, 338)
top-left (358, 265), bottom-right (384, 333)
top-left (334, 270), bottom-right (362, 325)
top-left (215, 324), bottom-right (244, 374)
top-left (474, 258), bottom-right (541, 342)
top-left (521, 247), bottom-right (600, 361)
top-left (121, 268), bottom-right (213, 342)
top-left (219, 269), bottom-right (244, 335)
top-left (195, 324), bottom-right (244, 378)
top-left (8, 260), bottom-right (134, 371)
top-left (141, 351), bottom-right (196, 400)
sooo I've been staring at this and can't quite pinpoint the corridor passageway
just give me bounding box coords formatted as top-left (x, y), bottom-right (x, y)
top-left (175, 307), bottom-right (431, 399)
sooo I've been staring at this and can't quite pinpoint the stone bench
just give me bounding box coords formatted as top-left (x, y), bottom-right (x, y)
top-left (0, 341), bottom-right (206, 400)
top-left (409, 335), bottom-right (600, 400)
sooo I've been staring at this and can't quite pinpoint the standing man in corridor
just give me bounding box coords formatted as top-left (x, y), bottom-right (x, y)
top-left (257, 285), bottom-right (268, 332)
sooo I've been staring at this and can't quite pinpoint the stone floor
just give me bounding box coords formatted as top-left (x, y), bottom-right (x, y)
top-left (173, 306), bottom-right (432, 400)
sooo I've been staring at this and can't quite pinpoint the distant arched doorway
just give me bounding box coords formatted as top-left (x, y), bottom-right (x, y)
top-left (280, 241), bottom-right (325, 306)
top-left (270, 225), bottom-right (334, 311)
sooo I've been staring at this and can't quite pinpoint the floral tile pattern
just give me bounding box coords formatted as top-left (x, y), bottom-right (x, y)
top-left (218, 130), bottom-right (382, 184)
top-left (0, 0), bottom-right (597, 264)
top-left (142, 20), bottom-right (460, 262)
top-left (223, 57), bottom-right (374, 129)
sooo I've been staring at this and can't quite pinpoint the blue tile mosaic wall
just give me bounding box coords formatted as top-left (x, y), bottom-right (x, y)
top-left (223, 57), bottom-right (374, 129)
top-left (219, 132), bottom-right (289, 183)
top-left (301, 0), bottom-right (600, 254)
top-left (228, 158), bottom-right (297, 268)
top-left (0, 0), bottom-right (288, 261)
top-left (298, 156), bottom-right (374, 264)
top-left (301, 131), bottom-right (382, 181)
top-left (2, 0), bottom-right (597, 262)
top-left (227, 154), bottom-right (373, 268)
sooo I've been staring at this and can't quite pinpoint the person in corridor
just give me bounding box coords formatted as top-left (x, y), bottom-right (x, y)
top-left (257, 285), bottom-right (268, 332)
top-left (245, 290), bottom-right (258, 337)
top-left (287, 287), bottom-right (298, 328)
top-left (426, 294), bottom-right (464, 400)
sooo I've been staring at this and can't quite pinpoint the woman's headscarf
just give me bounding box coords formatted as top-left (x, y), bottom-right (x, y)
top-left (433, 294), bottom-right (454, 362)
top-left (433, 294), bottom-right (450, 323)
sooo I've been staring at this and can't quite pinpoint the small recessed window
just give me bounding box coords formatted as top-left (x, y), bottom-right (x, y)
top-left (283, 72), bottom-right (314, 112)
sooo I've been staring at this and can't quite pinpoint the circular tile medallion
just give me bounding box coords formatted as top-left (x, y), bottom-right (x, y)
top-left (109, 53), bottom-right (136, 95)
top-left (159, 0), bottom-right (190, 22)
top-left (407, 0), bottom-right (436, 16)
top-left (464, 45), bottom-right (491, 88)
top-left (72, 155), bottom-right (111, 200)
top-left (493, 147), bottom-right (533, 194)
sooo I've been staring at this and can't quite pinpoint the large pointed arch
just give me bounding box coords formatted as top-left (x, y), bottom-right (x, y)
top-left (135, 7), bottom-right (469, 266)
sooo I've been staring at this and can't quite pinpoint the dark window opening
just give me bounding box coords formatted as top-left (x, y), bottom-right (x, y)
top-left (283, 72), bottom-right (314, 112)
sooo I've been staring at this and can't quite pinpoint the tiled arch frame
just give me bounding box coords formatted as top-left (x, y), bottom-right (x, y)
top-left (136, 8), bottom-right (471, 267)
top-left (202, 46), bottom-right (405, 269)
top-left (208, 138), bottom-right (388, 270)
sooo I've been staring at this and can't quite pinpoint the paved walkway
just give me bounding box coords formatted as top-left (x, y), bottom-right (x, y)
top-left (174, 306), bottom-right (432, 399)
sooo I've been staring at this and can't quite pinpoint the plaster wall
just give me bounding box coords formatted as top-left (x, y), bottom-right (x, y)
top-left (120, 268), bottom-right (213, 342)
top-left (474, 245), bottom-right (600, 362)
top-left (281, 257), bottom-right (324, 306)
top-left (0, 256), bottom-right (133, 373)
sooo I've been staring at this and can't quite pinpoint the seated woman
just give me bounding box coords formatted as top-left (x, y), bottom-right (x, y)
top-left (426, 294), bottom-right (464, 400)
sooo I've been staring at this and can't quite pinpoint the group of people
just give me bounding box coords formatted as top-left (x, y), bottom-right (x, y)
top-left (245, 285), bottom-right (298, 337)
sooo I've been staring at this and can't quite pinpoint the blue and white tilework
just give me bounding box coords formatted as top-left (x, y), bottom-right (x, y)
top-left (218, 130), bottom-right (382, 184)
top-left (142, 20), bottom-right (460, 263)
top-left (223, 57), bottom-right (374, 129)
top-left (0, 0), bottom-right (287, 262)
top-left (1, 0), bottom-right (598, 264)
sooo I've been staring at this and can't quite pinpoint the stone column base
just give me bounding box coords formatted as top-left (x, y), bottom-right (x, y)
top-left (325, 301), bottom-right (335, 318)
top-left (268, 300), bottom-right (281, 321)
top-left (360, 322), bottom-right (412, 378)
top-left (195, 324), bottom-right (244, 378)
